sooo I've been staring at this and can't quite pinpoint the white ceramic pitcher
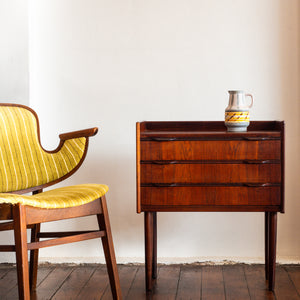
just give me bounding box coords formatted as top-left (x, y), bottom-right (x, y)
top-left (225, 90), bottom-right (253, 132)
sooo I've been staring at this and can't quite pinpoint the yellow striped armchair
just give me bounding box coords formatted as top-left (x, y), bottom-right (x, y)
top-left (0, 103), bottom-right (122, 299)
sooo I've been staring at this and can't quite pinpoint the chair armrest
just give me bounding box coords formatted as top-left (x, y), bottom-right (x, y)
top-left (59, 127), bottom-right (98, 141)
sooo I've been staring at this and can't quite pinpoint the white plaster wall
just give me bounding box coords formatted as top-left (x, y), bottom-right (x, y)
top-left (2, 0), bottom-right (299, 264)
top-left (0, 0), bottom-right (29, 104)
top-left (0, 0), bottom-right (29, 263)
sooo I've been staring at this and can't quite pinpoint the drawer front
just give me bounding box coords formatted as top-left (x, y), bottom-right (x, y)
top-left (140, 140), bottom-right (281, 161)
top-left (141, 186), bottom-right (281, 207)
top-left (140, 163), bottom-right (281, 184)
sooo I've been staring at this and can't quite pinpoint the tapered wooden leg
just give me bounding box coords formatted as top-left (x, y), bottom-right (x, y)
top-left (265, 212), bottom-right (270, 280)
top-left (97, 196), bottom-right (122, 300)
top-left (268, 212), bottom-right (277, 291)
top-left (29, 223), bottom-right (40, 292)
top-left (152, 212), bottom-right (157, 279)
top-left (13, 204), bottom-right (30, 300)
top-left (145, 212), bottom-right (156, 291)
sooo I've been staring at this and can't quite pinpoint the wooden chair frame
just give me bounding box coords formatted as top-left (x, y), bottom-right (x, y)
top-left (0, 104), bottom-right (122, 300)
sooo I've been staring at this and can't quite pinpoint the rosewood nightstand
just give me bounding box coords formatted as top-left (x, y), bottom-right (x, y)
top-left (136, 121), bottom-right (284, 291)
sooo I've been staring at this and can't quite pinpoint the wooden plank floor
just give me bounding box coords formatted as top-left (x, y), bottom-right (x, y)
top-left (0, 264), bottom-right (299, 299)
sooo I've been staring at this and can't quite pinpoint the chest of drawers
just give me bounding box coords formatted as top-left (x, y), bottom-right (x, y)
top-left (136, 121), bottom-right (284, 291)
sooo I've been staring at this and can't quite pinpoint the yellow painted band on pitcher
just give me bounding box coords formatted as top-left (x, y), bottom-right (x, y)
top-left (225, 111), bottom-right (249, 122)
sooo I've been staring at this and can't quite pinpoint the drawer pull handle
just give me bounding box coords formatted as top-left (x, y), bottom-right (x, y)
top-left (244, 160), bottom-right (271, 164)
top-left (244, 183), bottom-right (271, 187)
top-left (152, 161), bottom-right (178, 165)
top-left (243, 137), bottom-right (269, 141)
top-left (150, 137), bottom-right (177, 142)
top-left (152, 183), bottom-right (178, 187)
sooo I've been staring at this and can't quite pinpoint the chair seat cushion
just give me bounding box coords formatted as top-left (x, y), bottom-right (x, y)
top-left (0, 184), bottom-right (108, 209)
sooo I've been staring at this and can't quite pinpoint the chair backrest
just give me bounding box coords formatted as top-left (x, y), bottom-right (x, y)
top-left (0, 104), bottom-right (87, 193)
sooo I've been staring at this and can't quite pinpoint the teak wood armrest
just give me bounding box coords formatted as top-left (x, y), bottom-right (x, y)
top-left (59, 127), bottom-right (98, 141)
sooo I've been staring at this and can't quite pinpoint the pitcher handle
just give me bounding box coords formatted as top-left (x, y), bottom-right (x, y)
top-left (245, 93), bottom-right (253, 108)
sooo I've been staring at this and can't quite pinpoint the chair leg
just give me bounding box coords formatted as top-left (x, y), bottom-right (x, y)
top-left (97, 196), bottom-right (122, 300)
top-left (13, 204), bottom-right (30, 300)
top-left (29, 223), bottom-right (40, 292)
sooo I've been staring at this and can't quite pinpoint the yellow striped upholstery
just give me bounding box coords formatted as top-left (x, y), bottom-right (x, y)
top-left (0, 104), bottom-right (108, 209)
top-left (0, 105), bottom-right (86, 193)
top-left (0, 184), bottom-right (108, 209)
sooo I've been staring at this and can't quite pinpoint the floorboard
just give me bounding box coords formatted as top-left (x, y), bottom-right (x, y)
top-left (76, 265), bottom-right (109, 299)
top-left (275, 266), bottom-right (300, 300)
top-left (223, 265), bottom-right (250, 300)
top-left (102, 265), bottom-right (138, 300)
top-left (0, 269), bottom-right (18, 298)
top-left (201, 265), bottom-right (225, 300)
top-left (244, 264), bottom-right (275, 300)
top-left (285, 265), bottom-right (300, 297)
top-left (0, 264), bottom-right (299, 299)
top-left (52, 265), bottom-right (96, 299)
top-left (176, 266), bottom-right (201, 300)
top-left (152, 266), bottom-right (180, 300)
top-left (32, 266), bottom-right (74, 299)
top-left (126, 266), bottom-right (150, 300)
top-left (6, 266), bottom-right (53, 300)
top-left (0, 266), bottom-right (10, 279)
